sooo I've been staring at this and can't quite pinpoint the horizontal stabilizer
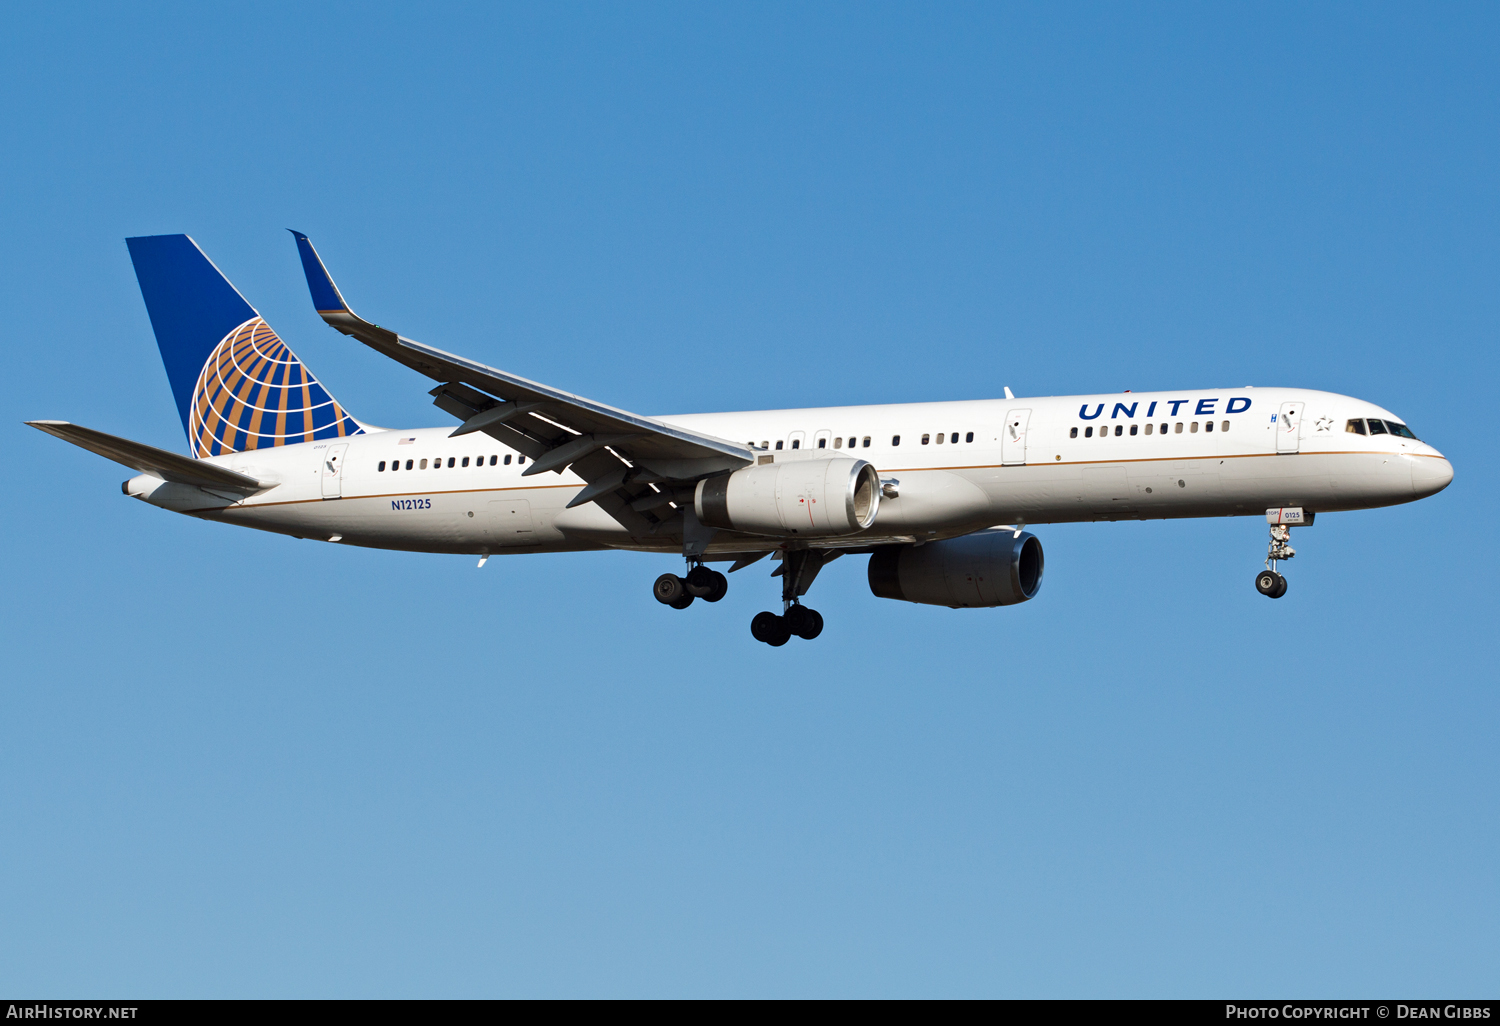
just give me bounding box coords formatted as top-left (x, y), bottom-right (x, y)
top-left (26, 421), bottom-right (267, 492)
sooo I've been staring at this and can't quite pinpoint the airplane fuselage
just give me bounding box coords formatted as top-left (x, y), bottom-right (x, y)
top-left (126, 385), bottom-right (1453, 558)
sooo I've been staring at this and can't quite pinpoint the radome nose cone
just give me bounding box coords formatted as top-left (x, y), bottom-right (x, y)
top-left (1411, 455), bottom-right (1454, 498)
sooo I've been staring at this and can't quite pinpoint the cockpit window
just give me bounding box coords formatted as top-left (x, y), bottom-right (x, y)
top-left (1366, 419), bottom-right (1388, 435)
top-left (1346, 418), bottom-right (1366, 435)
top-left (1386, 421), bottom-right (1418, 439)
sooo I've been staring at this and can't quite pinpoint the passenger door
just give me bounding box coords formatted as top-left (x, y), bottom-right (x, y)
top-left (1276, 401), bottom-right (1304, 454)
top-left (321, 443), bottom-right (349, 499)
top-left (1002, 409), bottom-right (1032, 466)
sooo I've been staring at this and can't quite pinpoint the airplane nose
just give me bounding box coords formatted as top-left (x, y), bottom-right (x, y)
top-left (1410, 455), bottom-right (1454, 498)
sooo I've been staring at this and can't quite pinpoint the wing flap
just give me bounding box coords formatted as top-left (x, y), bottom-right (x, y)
top-left (27, 421), bottom-right (267, 493)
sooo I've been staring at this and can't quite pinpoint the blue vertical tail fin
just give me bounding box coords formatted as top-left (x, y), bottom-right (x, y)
top-left (125, 234), bottom-right (362, 458)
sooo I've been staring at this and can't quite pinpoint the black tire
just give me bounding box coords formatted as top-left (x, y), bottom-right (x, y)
top-left (750, 610), bottom-right (779, 642)
top-left (671, 592), bottom-right (695, 609)
top-left (786, 606), bottom-right (822, 636)
top-left (765, 619), bottom-right (791, 646)
top-left (704, 570), bottom-right (729, 603)
top-left (1255, 570), bottom-right (1279, 597)
top-left (685, 565), bottom-right (716, 597)
top-left (654, 573), bottom-right (686, 605)
top-left (784, 605), bottom-right (824, 640)
top-left (1271, 575), bottom-right (1288, 599)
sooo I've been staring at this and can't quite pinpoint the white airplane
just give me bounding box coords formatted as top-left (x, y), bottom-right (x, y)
top-left (29, 233), bottom-right (1453, 645)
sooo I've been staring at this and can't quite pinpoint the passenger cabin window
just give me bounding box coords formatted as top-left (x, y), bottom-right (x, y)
top-left (1160, 423), bottom-right (1168, 434)
top-left (504, 455), bottom-right (512, 465)
top-left (1085, 426), bottom-right (1093, 438)
top-left (1367, 419), bottom-right (1387, 435)
top-left (405, 459), bottom-right (414, 470)
top-left (1205, 421), bottom-right (1214, 432)
top-left (420, 459), bottom-right (429, 469)
top-left (1347, 418), bottom-right (1367, 435)
top-left (1221, 421), bottom-right (1229, 432)
top-left (1174, 423), bottom-right (1183, 434)
top-left (892, 435), bottom-right (901, 446)
top-left (1144, 424), bottom-right (1153, 435)
top-left (462, 457), bottom-right (469, 467)
top-left (935, 432), bottom-right (944, 444)
top-left (378, 461), bottom-right (386, 471)
top-left (490, 455), bottom-right (498, 466)
top-left (1190, 422), bottom-right (1198, 433)
top-left (1070, 427), bottom-right (1078, 438)
top-left (1129, 424), bottom-right (1138, 436)
top-left (518, 456), bottom-right (525, 464)
top-left (922, 434), bottom-right (930, 445)
top-left (1114, 425), bottom-right (1122, 436)
top-left (817, 438), bottom-right (826, 448)
top-left (834, 437), bottom-right (843, 448)
top-left (965, 432), bottom-right (973, 442)
top-left (951, 432), bottom-right (959, 444)
top-left (791, 439), bottom-right (800, 449)
top-left (775, 441), bottom-right (784, 450)
top-left (862, 437), bottom-right (871, 448)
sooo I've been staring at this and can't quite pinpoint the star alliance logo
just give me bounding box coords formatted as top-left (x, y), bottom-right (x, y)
top-left (1314, 416), bottom-right (1334, 432)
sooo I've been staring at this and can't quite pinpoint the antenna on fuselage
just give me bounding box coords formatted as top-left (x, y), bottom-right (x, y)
top-left (1003, 386), bottom-right (1015, 400)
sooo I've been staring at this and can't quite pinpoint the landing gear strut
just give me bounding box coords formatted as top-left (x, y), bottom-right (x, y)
top-left (751, 549), bottom-right (828, 646)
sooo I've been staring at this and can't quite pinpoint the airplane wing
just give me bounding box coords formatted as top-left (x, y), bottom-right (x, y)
top-left (27, 421), bottom-right (267, 493)
top-left (290, 231), bottom-right (752, 536)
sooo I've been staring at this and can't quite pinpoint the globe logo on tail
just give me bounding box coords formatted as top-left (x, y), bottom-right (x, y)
top-left (189, 317), bottom-right (362, 458)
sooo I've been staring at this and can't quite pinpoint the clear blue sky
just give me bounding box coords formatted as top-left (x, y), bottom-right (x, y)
top-left (2, 2), bottom-right (1495, 998)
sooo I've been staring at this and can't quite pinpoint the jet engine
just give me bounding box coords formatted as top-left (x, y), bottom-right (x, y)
top-left (695, 457), bottom-right (881, 537)
top-left (868, 529), bottom-right (1044, 608)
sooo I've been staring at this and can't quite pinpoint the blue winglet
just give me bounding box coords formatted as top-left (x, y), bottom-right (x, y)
top-left (289, 230), bottom-right (351, 313)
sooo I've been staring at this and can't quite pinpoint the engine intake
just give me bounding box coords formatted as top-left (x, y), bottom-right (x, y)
top-left (868, 530), bottom-right (1044, 608)
top-left (695, 458), bottom-right (881, 537)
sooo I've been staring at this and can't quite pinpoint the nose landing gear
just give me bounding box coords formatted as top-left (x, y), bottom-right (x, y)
top-left (1256, 508), bottom-right (1311, 599)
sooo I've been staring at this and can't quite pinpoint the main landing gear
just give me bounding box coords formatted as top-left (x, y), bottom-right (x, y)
top-left (653, 564), bottom-right (727, 609)
top-left (750, 548), bottom-right (829, 647)
top-left (653, 548), bottom-right (832, 646)
top-left (750, 605), bottom-right (823, 646)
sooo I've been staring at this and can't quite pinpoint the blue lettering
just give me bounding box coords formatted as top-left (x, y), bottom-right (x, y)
top-left (1226, 397), bottom-right (1251, 414)
top-left (1146, 401), bottom-right (1158, 417)
top-left (392, 500), bottom-right (400, 510)
top-left (1167, 399), bottom-right (1189, 416)
top-left (1112, 402), bottom-right (1138, 419)
top-left (1079, 403), bottom-right (1104, 420)
top-left (1195, 398), bottom-right (1218, 416)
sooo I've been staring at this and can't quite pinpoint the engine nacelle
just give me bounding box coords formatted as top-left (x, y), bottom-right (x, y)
top-left (695, 458), bottom-right (881, 537)
top-left (868, 529), bottom-right (1044, 608)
